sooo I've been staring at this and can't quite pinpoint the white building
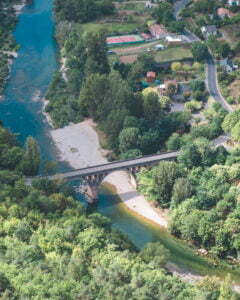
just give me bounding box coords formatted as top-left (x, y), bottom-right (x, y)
top-left (228, 0), bottom-right (239, 6)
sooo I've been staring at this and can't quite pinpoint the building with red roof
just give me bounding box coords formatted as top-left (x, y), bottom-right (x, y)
top-left (146, 71), bottom-right (156, 82)
top-left (217, 8), bottom-right (234, 19)
top-left (149, 24), bottom-right (168, 39)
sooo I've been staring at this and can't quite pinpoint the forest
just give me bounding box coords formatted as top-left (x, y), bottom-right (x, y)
top-left (0, 0), bottom-right (20, 94)
top-left (54, 0), bottom-right (114, 23)
top-left (1, 122), bottom-right (238, 299)
top-left (138, 132), bottom-right (240, 260)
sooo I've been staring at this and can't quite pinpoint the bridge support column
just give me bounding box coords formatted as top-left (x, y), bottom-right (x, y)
top-left (84, 184), bottom-right (99, 204)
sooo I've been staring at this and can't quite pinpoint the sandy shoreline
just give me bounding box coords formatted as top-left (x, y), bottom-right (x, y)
top-left (49, 117), bottom-right (168, 228)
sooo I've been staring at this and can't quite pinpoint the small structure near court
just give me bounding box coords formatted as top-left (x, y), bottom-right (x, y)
top-left (146, 71), bottom-right (156, 82)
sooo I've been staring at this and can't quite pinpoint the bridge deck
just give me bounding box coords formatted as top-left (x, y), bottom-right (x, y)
top-left (48, 151), bottom-right (179, 181)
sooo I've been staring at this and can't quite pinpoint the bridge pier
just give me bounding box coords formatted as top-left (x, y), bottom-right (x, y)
top-left (83, 184), bottom-right (99, 204)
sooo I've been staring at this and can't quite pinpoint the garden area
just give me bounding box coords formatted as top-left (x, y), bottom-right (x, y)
top-left (154, 45), bottom-right (193, 63)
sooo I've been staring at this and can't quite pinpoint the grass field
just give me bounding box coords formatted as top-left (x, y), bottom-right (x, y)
top-left (154, 46), bottom-right (193, 63)
top-left (220, 24), bottom-right (240, 46)
top-left (76, 22), bottom-right (139, 35)
top-left (121, 2), bottom-right (145, 10)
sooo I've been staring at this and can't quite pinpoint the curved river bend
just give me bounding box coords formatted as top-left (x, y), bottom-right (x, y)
top-left (1, 0), bottom-right (240, 281)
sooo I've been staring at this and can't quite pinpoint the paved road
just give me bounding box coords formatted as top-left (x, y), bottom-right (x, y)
top-left (206, 56), bottom-right (233, 112)
top-left (174, 0), bottom-right (191, 19)
top-left (174, 0), bottom-right (232, 113)
top-left (46, 151), bottom-right (179, 181)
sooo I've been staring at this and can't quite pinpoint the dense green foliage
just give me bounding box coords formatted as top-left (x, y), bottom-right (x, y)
top-left (152, 1), bottom-right (185, 33)
top-left (222, 110), bottom-right (240, 142)
top-left (1, 124), bottom-right (231, 299)
top-left (191, 42), bottom-right (209, 62)
top-left (0, 123), bottom-right (40, 175)
top-left (0, 0), bottom-right (20, 94)
top-left (54, 0), bottom-right (114, 23)
top-left (137, 136), bottom-right (240, 261)
top-left (46, 27), bottom-right (191, 157)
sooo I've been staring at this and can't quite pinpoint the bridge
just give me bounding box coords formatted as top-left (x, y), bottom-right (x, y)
top-left (33, 151), bottom-right (179, 202)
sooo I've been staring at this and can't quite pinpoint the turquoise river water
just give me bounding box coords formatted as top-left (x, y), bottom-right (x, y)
top-left (1, 0), bottom-right (240, 280)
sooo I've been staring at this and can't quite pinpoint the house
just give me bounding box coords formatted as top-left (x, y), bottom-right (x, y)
top-left (228, 0), bottom-right (239, 6)
top-left (145, 1), bottom-right (153, 8)
top-left (219, 58), bottom-right (238, 72)
top-left (201, 25), bottom-right (218, 39)
top-left (157, 80), bottom-right (178, 95)
top-left (165, 35), bottom-right (182, 45)
top-left (149, 24), bottom-right (169, 39)
top-left (217, 8), bottom-right (234, 19)
top-left (146, 71), bottom-right (156, 82)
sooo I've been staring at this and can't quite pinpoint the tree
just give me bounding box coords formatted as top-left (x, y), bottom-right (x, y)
top-left (120, 149), bottom-right (142, 160)
top-left (166, 133), bottom-right (182, 151)
top-left (191, 42), bottom-right (209, 62)
top-left (222, 110), bottom-right (240, 133)
top-left (79, 73), bottom-right (109, 120)
top-left (84, 30), bottom-right (110, 75)
top-left (0, 272), bottom-right (12, 296)
top-left (171, 178), bottom-right (192, 208)
top-left (159, 95), bottom-right (171, 110)
top-left (231, 121), bottom-right (240, 142)
top-left (140, 242), bottom-right (170, 267)
top-left (119, 127), bottom-right (140, 153)
top-left (166, 83), bottom-right (177, 96)
top-left (19, 137), bottom-right (40, 176)
top-left (219, 42), bottom-right (231, 59)
top-left (143, 92), bottom-right (162, 121)
top-left (171, 62), bottom-right (182, 72)
top-left (178, 143), bottom-right (201, 168)
top-left (138, 161), bottom-right (180, 207)
top-left (190, 80), bottom-right (205, 92)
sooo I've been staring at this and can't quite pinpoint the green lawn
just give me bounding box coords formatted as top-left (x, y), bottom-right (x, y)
top-left (77, 22), bottom-right (139, 35)
top-left (121, 2), bottom-right (146, 11)
top-left (220, 24), bottom-right (240, 47)
top-left (154, 46), bottom-right (193, 63)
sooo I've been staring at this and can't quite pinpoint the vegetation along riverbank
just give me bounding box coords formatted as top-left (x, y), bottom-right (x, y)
top-left (3, 0), bottom-right (240, 297)
top-left (0, 0), bottom-right (26, 98)
top-left (42, 0), bottom-right (240, 287)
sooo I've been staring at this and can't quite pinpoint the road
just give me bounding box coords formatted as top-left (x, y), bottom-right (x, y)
top-left (174, 0), bottom-right (191, 19)
top-left (47, 151), bottom-right (179, 181)
top-left (174, 0), bottom-right (233, 113)
top-left (206, 56), bottom-right (233, 112)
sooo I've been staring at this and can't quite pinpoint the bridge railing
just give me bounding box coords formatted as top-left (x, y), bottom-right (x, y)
top-left (60, 151), bottom-right (179, 173)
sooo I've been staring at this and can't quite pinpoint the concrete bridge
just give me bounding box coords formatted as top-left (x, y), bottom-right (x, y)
top-left (32, 151), bottom-right (179, 202)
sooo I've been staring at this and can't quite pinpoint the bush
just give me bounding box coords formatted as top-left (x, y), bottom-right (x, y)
top-left (185, 100), bottom-right (202, 112)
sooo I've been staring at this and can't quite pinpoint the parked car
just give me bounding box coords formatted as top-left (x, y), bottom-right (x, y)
top-left (155, 44), bottom-right (165, 51)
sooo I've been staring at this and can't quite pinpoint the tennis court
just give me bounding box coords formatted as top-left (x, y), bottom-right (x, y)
top-left (106, 34), bottom-right (144, 46)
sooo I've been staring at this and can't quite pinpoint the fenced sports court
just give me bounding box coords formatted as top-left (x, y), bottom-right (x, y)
top-left (106, 34), bottom-right (145, 46)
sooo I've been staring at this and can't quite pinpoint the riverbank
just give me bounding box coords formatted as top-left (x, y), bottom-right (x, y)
top-left (49, 117), bottom-right (169, 227)
top-left (0, 0), bottom-right (26, 100)
top-left (13, 0), bottom-right (26, 16)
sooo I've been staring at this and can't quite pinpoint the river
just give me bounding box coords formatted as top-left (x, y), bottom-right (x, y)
top-left (1, 0), bottom-right (240, 282)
